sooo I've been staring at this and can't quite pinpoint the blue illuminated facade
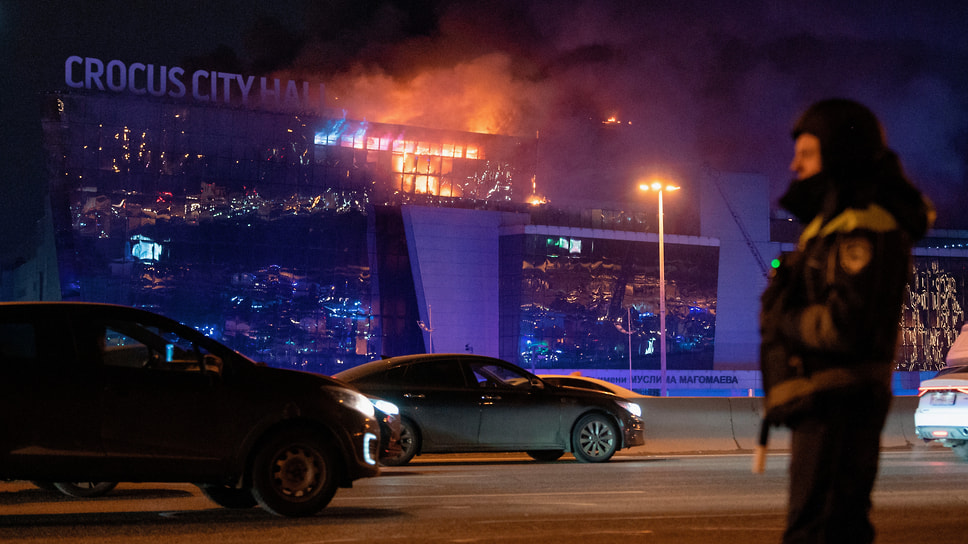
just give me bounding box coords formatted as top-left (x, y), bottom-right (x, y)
top-left (40, 92), bottom-right (538, 375)
top-left (35, 91), bottom-right (968, 390)
top-left (503, 232), bottom-right (718, 372)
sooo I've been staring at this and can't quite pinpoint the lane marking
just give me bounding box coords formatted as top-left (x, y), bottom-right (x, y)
top-left (334, 490), bottom-right (646, 502)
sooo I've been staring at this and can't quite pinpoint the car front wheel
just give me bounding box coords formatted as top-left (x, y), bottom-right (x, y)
top-left (250, 428), bottom-right (339, 517)
top-left (572, 413), bottom-right (618, 463)
top-left (380, 418), bottom-right (419, 466)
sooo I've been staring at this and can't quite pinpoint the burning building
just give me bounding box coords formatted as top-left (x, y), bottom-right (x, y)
top-left (40, 89), bottom-right (543, 372)
top-left (32, 70), bottom-right (968, 393)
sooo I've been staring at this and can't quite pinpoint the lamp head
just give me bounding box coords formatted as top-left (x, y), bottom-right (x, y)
top-left (639, 180), bottom-right (680, 192)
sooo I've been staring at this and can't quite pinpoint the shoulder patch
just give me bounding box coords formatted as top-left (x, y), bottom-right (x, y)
top-left (839, 236), bottom-right (873, 275)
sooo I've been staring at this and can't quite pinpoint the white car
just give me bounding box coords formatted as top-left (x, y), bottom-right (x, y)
top-left (915, 326), bottom-right (968, 461)
top-left (538, 374), bottom-right (652, 419)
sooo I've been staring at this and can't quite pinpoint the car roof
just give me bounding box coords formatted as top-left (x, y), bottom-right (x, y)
top-left (0, 301), bottom-right (153, 314)
top-left (0, 301), bottom-right (231, 353)
top-left (0, 301), bottom-right (189, 324)
top-left (333, 353), bottom-right (519, 380)
top-left (1, 301), bottom-right (123, 308)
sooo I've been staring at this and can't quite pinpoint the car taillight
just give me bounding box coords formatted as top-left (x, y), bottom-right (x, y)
top-left (918, 386), bottom-right (968, 396)
top-left (931, 430), bottom-right (950, 438)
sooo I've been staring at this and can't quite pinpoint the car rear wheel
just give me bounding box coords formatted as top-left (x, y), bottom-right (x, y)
top-left (250, 428), bottom-right (339, 517)
top-left (526, 449), bottom-right (565, 462)
top-left (952, 440), bottom-right (968, 461)
top-left (572, 413), bottom-right (618, 463)
top-left (381, 418), bottom-right (419, 466)
top-left (199, 484), bottom-right (258, 509)
top-left (52, 481), bottom-right (118, 498)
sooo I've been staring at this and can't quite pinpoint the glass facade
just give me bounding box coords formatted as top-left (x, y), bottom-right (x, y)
top-left (37, 91), bottom-right (968, 379)
top-left (313, 117), bottom-right (526, 203)
top-left (503, 234), bottom-right (719, 373)
top-left (41, 92), bottom-right (530, 375)
top-left (900, 256), bottom-right (968, 371)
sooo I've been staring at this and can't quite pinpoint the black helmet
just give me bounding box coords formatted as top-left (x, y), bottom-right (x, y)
top-left (792, 98), bottom-right (886, 177)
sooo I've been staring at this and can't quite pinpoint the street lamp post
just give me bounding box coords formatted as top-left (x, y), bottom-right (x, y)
top-left (639, 181), bottom-right (679, 396)
top-left (614, 306), bottom-right (634, 388)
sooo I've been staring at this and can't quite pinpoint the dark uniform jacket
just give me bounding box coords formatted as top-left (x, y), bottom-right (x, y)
top-left (759, 153), bottom-right (934, 425)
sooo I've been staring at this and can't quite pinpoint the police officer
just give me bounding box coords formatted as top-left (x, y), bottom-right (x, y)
top-left (759, 99), bottom-right (934, 544)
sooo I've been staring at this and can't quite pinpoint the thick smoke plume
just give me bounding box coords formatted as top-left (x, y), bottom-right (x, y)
top-left (266, 0), bottom-right (968, 223)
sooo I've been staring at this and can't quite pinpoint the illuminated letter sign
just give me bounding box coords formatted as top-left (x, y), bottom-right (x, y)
top-left (63, 55), bottom-right (325, 111)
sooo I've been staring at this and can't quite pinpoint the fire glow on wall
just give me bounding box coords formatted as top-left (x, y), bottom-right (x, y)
top-left (315, 119), bottom-right (485, 199)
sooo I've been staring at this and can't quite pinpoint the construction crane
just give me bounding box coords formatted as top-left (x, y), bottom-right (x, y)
top-left (705, 167), bottom-right (770, 279)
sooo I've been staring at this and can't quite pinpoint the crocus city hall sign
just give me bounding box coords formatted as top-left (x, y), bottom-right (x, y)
top-left (64, 56), bottom-right (325, 111)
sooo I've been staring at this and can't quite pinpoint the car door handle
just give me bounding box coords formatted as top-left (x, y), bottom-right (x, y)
top-left (403, 393), bottom-right (425, 399)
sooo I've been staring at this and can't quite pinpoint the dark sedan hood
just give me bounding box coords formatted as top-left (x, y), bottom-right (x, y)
top-left (250, 363), bottom-right (353, 390)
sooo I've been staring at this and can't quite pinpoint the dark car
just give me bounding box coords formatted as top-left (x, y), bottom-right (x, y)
top-left (334, 354), bottom-right (645, 465)
top-left (0, 302), bottom-right (380, 517)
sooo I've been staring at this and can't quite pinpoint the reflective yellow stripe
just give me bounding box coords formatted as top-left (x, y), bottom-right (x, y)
top-left (799, 204), bottom-right (898, 247)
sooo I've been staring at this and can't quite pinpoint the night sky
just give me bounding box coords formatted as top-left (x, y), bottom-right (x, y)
top-left (3, 0), bottom-right (967, 267)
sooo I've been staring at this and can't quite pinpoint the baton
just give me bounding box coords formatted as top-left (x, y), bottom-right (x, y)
top-left (752, 419), bottom-right (769, 474)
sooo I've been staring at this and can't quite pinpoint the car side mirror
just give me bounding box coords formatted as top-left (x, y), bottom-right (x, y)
top-left (202, 353), bottom-right (223, 377)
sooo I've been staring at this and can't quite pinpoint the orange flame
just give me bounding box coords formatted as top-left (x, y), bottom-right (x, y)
top-left (277, 53), bottom-right (535, 200)
top-left (311, 53), bottom-right (525, 136)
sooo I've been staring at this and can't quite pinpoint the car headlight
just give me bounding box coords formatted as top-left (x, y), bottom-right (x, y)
top-left (371, 398), bottom-right (399, 416)
top-left (616, 400), bottom-right (642, 418)
top-left (324, 386), bottom-right (376, 419)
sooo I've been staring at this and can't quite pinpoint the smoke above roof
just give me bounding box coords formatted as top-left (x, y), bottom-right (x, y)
top-left (8, 1), bottom-right (968, 231)
top-left (238, 1), bottom-right (965, 223)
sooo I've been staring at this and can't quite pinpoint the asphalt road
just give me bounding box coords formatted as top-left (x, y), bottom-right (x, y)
top-left (1, 446), bottom-right (965, 543)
